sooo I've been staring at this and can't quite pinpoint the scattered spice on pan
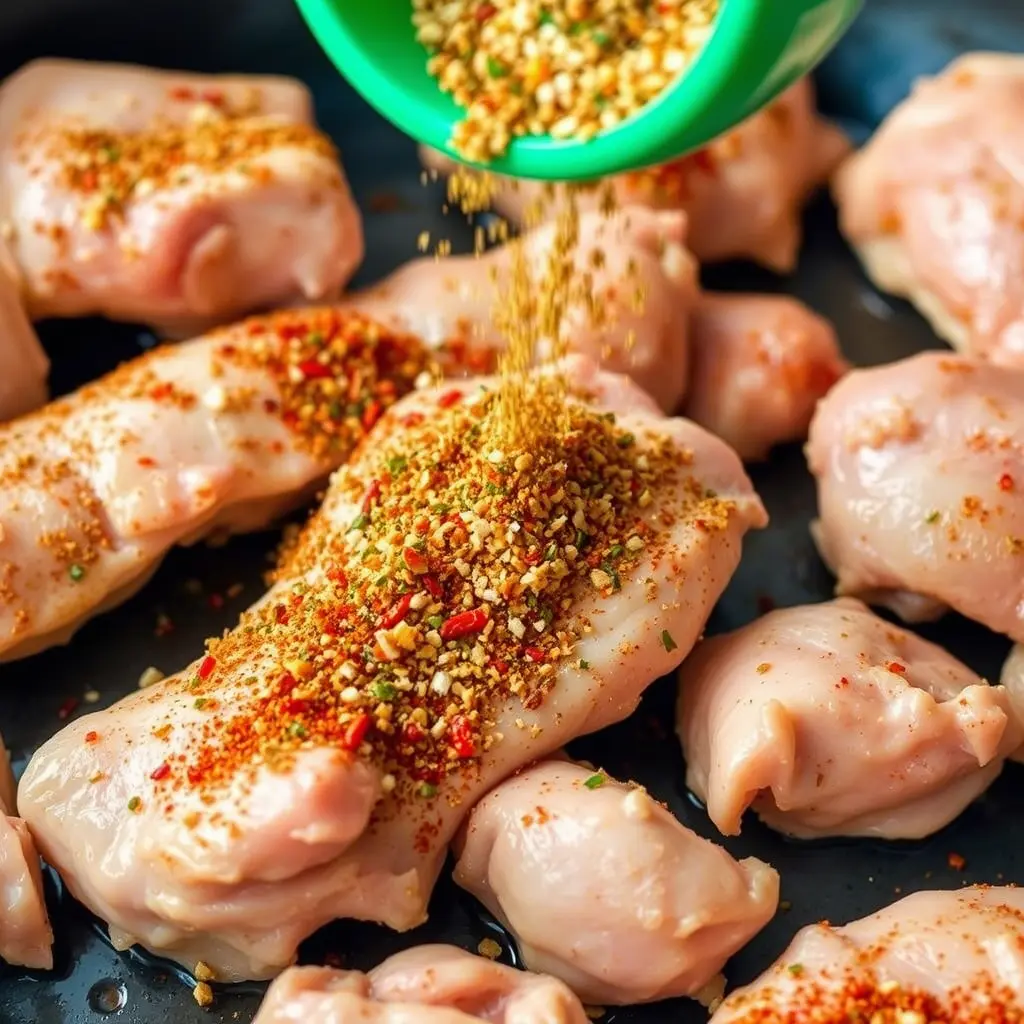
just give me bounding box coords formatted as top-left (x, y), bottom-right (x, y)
top-left (948, 851), bottom-right (966, 871)
top-left (57, 697), bottom-right (78, 721)
top-left (476, 938), bottom-right (502, 960)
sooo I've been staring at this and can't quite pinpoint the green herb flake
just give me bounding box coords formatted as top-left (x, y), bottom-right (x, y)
top-left (608, 544), bottom-right (625, 560)
top-left (419, 782), bottom-right (438, 798)
top-left (127, 795), bottom-right (142, 813)
top-left (427, 615), bottom-right (444, 630)
top-left (579, 659), bottom-right (590, 670)
top-left (194, 697), bottom-right (208, 710)
top-left (584, 773), bottom-right (605, 790)
top-left (287, 721), bottom-right (309, 740)
top-left (616, 433), bottom-right (635, 448)
top-left (925, 510), bottom-right (940, 524)
top-left (371, 680), bottom-right (398, 701)
top-left (68, 563), bottom-right (86, 582)
top-left (387, 455), bottom-right (408, 476)
top-left (787, 963), bottom-right (804, 977)
top-left (575, 529), bottom-right (590, 548)
top-left (661, 630), bottom-right (678, 653)
top-left (348, 513), bottom-right (370, 532)
top-left (487, 56), bottom-right (508, 78)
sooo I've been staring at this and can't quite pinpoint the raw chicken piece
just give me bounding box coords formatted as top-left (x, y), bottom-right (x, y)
top-left (0, 734), bottom-right (53, 969)
top-left (684, 294), bottom-right (847, 460)
top-left (835, 53), bottom-right (1024, 366)
top-left (999, 644), bottom-right (1024, 764)
top-left (19, 357), bottom-right (766, 980)
top-left (0, 244), bottom-right (47, 421)
top-left (422, 78), bottom-right (848, 272)
top-left (453, 759), bottom-right (778, 1005)
top-left (0, 307), bottom-right (428, 661)
top-left (711, 887), bottom-right (1024, 1024)
top-left (677, 598), bottom-right (1022, 839)
top-left (253, 946), bottom-right (588, 1024)
top-left (0, 58), bottom-right (363, 333)
top-left (348, 206), bottom-right (699, 412)
top-left (807, 351), bottom-right (1024, 639)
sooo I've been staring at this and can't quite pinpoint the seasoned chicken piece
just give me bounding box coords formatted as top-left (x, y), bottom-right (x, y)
top-left (835, 53), bottom-right (1024, 366)
top-left (0, 243), bottom-right (47, 421)
top-left (0, 58), bottom-right (363, 333)
top-left (0, 308), bottom-right (428, 662)
top-left (0, 735), bottom-right (53, 969)
top-left (712, 887), bottom-right (1024, 1024)
top-left (348, 206), bottom-right (698, 412)
top-left (19, 357), bottom-right (766, 980)
top-left (678, 598), bottom-right (1022, 839)
top-left (807, 351), bottom-right (1024, 639)
top-left (998, 644), bottom-right (1024, 764)
top-left (253, 945), bottom-right (588, 1024)
top-left (453, 759), bottom-right (778, 1005)
top-left (684, 294), bottom-right (847, 461)
top-left (422, 79), bottom-right (848, 272)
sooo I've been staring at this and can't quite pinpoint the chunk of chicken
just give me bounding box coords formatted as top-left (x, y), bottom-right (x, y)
top-left (19, 358), bottom-right (766, 980)
top-left (0, 735), bottom-right (53, 969)
top-left (0, 243), bottom-right (47, 421)
top-left (453, 759), bottom-right (778, 1005)
top-left (999, 644), bottom-right (1024, 764)
top-left (422, 79), bottom-right (848, 272)
top-left (835, 53), bottom-right (1024, 366)
top-left (711, 887), bottom-right (1024, 1024)
top-left (253, 945), bottom-right (588, 1024)
top-left (0, 308), bottom-right (428, 661)
top-left (806, 351), bottom-right (1024, 639)
top-left (348, 206), bottom-right (698, 412)
top-left (684, 294), bottom-right (847, 460)
top-left (0, 58), bottom-right (363, 333)
top-left (677, 597), bottom-right (1021, 839)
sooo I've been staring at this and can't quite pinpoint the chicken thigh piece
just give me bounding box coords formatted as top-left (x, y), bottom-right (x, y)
top-left (0, 307), bottom-right (428, 662)
top-left (677, 598), bottom-right (1021, 839)
top-left (807, 351), bottom-right (1024, 639)
top-left (254, 946), bottom-right (588, 1024)
top-left (0, 58), bottom-right (363, 332)
top-left (421, 78), bottom-right (848, 272)
top-left (684, 294), bottom-right (847, 461)
top-left (835, 53), bottom-right (1024, 366)
top-left (453, 760), bottom-right (779, 1005)
top-left (348, 207), bottom-right (699, 412)
top-left (19, 358), bottom-right (766, 980)
top-left (0, 735), bottom-right (53, 969)
top-left (0, 244), bottom-right (47, 421)
top-left (712, 887), bottom-right (1024, 1024)
top-left (998, 644), bottom-right (1024, 764)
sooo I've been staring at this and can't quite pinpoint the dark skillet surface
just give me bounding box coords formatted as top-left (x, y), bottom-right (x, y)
top-left (2, 2), bottom-right (1024, 1022)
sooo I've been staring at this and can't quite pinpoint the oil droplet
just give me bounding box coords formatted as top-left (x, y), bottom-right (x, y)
top-left (87, 978), bottom-right (127, 1014)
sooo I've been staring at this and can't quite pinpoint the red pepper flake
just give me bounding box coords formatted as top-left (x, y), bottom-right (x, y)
top-left (524, 646), bottom-right (545, 663)
top-left (84, 730), bottom-right (99, 744)
top-left (1000, 473), bottom-right (1014, 492)
top-left (361, 399), bottom-right (383, 430)
top-left (57, 697), bottom-right (78, 720)
top-left (361, 479), bottom-right (382, 514)
top-left (491, 659), bottom-right (509, 675)
top-left (275, 604), bottom-right (289, 625)
top-left (475, 1), bottom-right (497, 20)
top-left (378, 593), bottom-right (414, 630)
top-left (298, 359), bottom-right (332, 380)
top-left (440, 608), bottom-right (489, 641)
top-left (342, 713), bottom-right (371, 751)
top-left (208, 593), bottom-right (225, 610)
top-left (155, 613), bottom-right (174, 637)
top-left (423, 573), bottom-right (443, 600)
top-left (403, 547), bottom-right (429, 574)
top-left (948, 851), bottom-right (966, 871)
top-left (150, 382), bottom-right (173, 401)
top-left (402, 412), bottom-right (425, 427)
top-left (402, 721), bottom-right (425, 743)
top-left (450, 715), bottom-right (476, 758)
top-left (263, 398), bottom-right (279, 415)
top-left (137, 456), bottom-right (156, 468)
top-left (198, 655), bottom-right (217, 680)
top-left (438, 388), bottom-right (464, 408)
top-left (150, 761), bottom-right (171, 781)
top-left (887, 661), bottom-right (906, 674)
top-left (168, 85), bottom-right (195, 101)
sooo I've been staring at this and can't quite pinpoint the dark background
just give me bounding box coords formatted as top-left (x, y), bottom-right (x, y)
top-left (2, 2), bottom-right (1024, 1022)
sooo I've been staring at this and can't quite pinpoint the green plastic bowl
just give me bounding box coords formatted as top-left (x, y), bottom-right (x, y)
top-left (295, 0), bottom-right (863, 182)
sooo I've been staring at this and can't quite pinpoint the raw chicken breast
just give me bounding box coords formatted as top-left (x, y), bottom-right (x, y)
top-left (453, 759), bottom-right (778, 1005)
top-left (348, 206), bottom-right (699, 412)
top-left (712, 887), bottom-right (1024, 1024)
top-left (999, 644), bottom-right (1024, 764)
top-left (19, 358), bottom-right (766, 980)
top-left (0, 735), bottom-right (53, 969)
top-left (0, 243), bottom-right (47, 421)
top-left (677, 598), bottom-right (1021, 839)
top-left (0, 307), bottom-right (427, 661)
top-left (807, 351), bottom-right (1024, 639)
top-left (0, 58), bottom-right (363, 333)
top-left (253, 946), bottom-right (587, 1024)
top-left (422, 79), bottom-right (848, 272)
top-left (835, 53), bottom-right (1024, 366)
top-left (684, 294), bottom-right (847, 460)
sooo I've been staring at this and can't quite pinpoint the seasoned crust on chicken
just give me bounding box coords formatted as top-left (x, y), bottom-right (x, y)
top-left (0, 58), bottom-right (364, 334)
top-left (678, 598), bottom-right (1021, 839)
top-left (453, 759), bottom-right (778, 1005)
top-left (18, 358), bottom-right (765, 980)
top-left (253, 946), bottom-right (588, 1024)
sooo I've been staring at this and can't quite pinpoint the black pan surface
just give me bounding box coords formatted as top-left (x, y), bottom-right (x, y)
top-left (2, 2), bottom-right (1023, 1022)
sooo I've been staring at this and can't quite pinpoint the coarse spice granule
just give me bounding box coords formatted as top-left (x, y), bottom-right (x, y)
top-left (413, 0), bottom-right (720, 162)
top-left (150, 380), bottom-right (732, 807)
